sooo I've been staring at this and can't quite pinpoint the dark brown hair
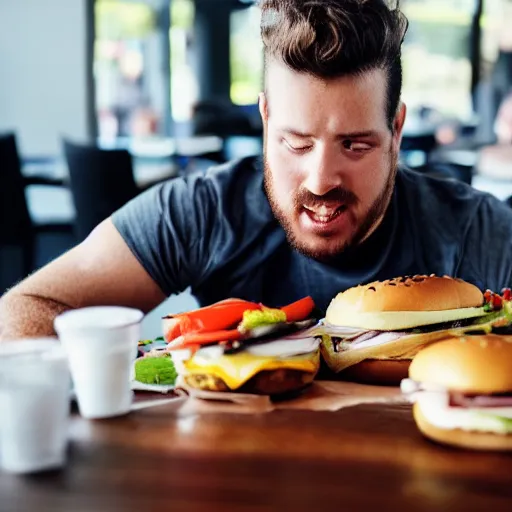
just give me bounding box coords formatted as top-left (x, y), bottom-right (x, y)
top-left (260, 0), bottom-right (409, 130)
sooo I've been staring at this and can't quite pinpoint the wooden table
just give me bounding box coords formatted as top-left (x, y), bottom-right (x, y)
top-left (1, 398), bottom-right (512, 511)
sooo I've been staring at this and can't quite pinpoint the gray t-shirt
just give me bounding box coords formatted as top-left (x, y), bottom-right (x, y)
top-left (112, 156), bottom-right (512, 312)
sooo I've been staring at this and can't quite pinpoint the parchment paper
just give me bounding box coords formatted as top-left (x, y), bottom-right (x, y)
top-left (170, 380), bottom-right (406, 415)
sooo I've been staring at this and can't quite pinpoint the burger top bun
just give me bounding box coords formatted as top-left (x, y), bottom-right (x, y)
top-left (409, 334), bottom-right (512, 394)
top-left (325, 275), bottom-right (484, 330)
top-left (329, 275), bottom-right (483, 314)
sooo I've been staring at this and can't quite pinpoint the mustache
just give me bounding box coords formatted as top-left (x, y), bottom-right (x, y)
top-left (293, 187), bottom-right (358, 209)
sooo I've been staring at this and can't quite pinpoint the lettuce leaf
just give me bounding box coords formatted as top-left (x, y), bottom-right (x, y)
top-left (465, 412), bottom-right (512, 434)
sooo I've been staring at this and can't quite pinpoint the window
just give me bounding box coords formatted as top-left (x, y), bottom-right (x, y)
top-left (170, 0), bottom-right (198, 122)
top-left (480, 0), bottom-right (512, 78)
top-left (401, 0), bottom-right (477, 119)
top-left (94, 0), bottom-right (167, 138)
top-left (230, 6), bottom-right (264, 106)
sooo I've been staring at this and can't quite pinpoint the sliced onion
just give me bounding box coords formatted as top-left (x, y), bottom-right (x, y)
top-left (345, 331), bottom-right (408, 350)
top-left (194, 345), bottom-right (224, 360)
top-left (317, 321), bottom-right (367, 337)
top-left (400, 379), bottom-right (448, 403)
top-left (246, 336), bottom-right (319, 358)
top-left (349, 330), bottom-right (381, 344)
top-left (195, 337), bottom-right (319, 359)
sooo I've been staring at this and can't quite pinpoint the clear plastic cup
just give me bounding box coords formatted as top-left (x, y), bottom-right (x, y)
top-left (0, 338), bottom-right (70, 474)
top-left (54, 306), bottom-right (143, 419)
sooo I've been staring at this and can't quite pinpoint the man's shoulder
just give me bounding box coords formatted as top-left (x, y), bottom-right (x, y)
top-left (195, 155), bottom-right (272, 220)
top-left (396, 166), bottom-right (512, 246)
top-left (202, 155), bottom-right (263, 186)
top-left (176, 155), bottom-right (263, 202)
top-left (398, 166), bottom-right (485, 201)
top-left (147, 155), bottom-right (267, 216)
top-left (397, 167), bottom-right (507, 218)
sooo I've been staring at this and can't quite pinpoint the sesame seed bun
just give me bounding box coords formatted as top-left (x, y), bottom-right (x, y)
top-left (325, 275), bottom-right (484, 330)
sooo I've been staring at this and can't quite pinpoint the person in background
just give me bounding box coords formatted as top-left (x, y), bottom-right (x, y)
top-left (439, 7), bottom-right (512, 150)
top-left (494, 92), bottom-right (512, 144)
top-left (477, 93), bottom-right (512, 181)
top-left (473, 6), bottom-right (512, 146)
top-left (2, 0), bottom-right (512, 341)
top-left (476, 22), bottom-right (512, 182)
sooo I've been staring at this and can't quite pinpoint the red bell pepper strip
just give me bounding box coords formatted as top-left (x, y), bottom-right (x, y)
top-left (280, 296), bottom-right (315, 323)
top-left (163, 299), bottom-right (261, 342)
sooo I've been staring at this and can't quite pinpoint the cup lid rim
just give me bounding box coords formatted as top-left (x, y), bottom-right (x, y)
top-left (54, 306), bottom-right (144, 333)
top-left (0, 337), bottom-right (65, 361)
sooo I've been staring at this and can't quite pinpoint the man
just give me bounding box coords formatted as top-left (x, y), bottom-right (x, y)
top-left (2, 0), bottom-right (512, 340)
top-left (477, 93), bottom-right (512, 182)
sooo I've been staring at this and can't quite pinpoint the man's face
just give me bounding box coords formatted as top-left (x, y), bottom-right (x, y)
top-left (260, 61), bottom-right (405, 261)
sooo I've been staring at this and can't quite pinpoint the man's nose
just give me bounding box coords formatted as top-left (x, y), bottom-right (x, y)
top-left (301, 144), bottom-right (344, 196)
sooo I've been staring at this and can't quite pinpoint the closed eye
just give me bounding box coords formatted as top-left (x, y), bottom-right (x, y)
top-left (342, 140), bottom-right (372, 152)
top-left (283, 138), bottom-right (313, 154)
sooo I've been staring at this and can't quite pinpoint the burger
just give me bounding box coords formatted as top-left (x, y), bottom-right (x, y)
top-left (162, 297), bottom-right (320, 396)
top-left (402, 335), bottom-right (512, 451)
top-left (316, 275), bottom-right (512, 385)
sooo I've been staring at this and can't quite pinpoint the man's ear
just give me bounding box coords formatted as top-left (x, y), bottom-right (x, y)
top-left (392, 102), bottom-right (407, 151)
top-left (259, 92), bottom-right (269, 122)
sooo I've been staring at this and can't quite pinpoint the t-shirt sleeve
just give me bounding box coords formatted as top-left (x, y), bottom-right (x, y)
top-left (111, 173), bottom-right (231, 297)
top-left (457, 194), bottom-right (512, 291)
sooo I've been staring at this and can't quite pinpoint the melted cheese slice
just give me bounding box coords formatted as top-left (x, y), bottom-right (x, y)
top-left (183, 350), bottom-right (320, 390)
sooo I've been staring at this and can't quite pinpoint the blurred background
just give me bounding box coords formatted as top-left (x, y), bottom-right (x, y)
top-left (2, 0), bottom-right (512, 337)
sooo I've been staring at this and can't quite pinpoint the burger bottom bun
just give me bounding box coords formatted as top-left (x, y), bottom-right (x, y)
top-left (338, 359), bottom-right (411, 386)
top-left (413, 403), bottom-right (512, 451)
top-left (184, 368), bottom-right (316, 396)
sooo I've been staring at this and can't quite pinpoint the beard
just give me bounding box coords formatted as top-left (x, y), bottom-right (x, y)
top-left (264, 151), bottom-right (398, 263)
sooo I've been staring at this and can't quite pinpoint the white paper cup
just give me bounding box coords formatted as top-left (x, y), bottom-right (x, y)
top-left (0, 339), bottom-right (70, 474)
top-left (54, 306), bottom-right (143, 419)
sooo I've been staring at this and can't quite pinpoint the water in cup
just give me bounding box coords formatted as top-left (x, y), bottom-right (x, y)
top-left (55, 306), bottom-right (143, 419)
top-left (0, 339), bottom-right (70, 474)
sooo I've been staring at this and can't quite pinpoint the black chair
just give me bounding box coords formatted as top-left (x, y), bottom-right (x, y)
top-left (63, 139), bottom-right (140, 242)
top-left (190, 100), bottom-right (261, 165)
top-left (401, 133), bottom-right (438, 159)
top-left (0, 133), bottom-right (73, 284)
top-left (192, 100), bottom-right (257, 139)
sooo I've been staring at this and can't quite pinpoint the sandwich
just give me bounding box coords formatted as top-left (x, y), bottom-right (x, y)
top-left (315, 275), bottom-right (512, 385)
top-left (162, 297), bottom-right (321, 396)
top-left (402, 335), bottom-right (512, 451)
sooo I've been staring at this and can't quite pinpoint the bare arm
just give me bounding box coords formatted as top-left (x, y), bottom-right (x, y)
top-left (0, 219), bottom-right (166, 340)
